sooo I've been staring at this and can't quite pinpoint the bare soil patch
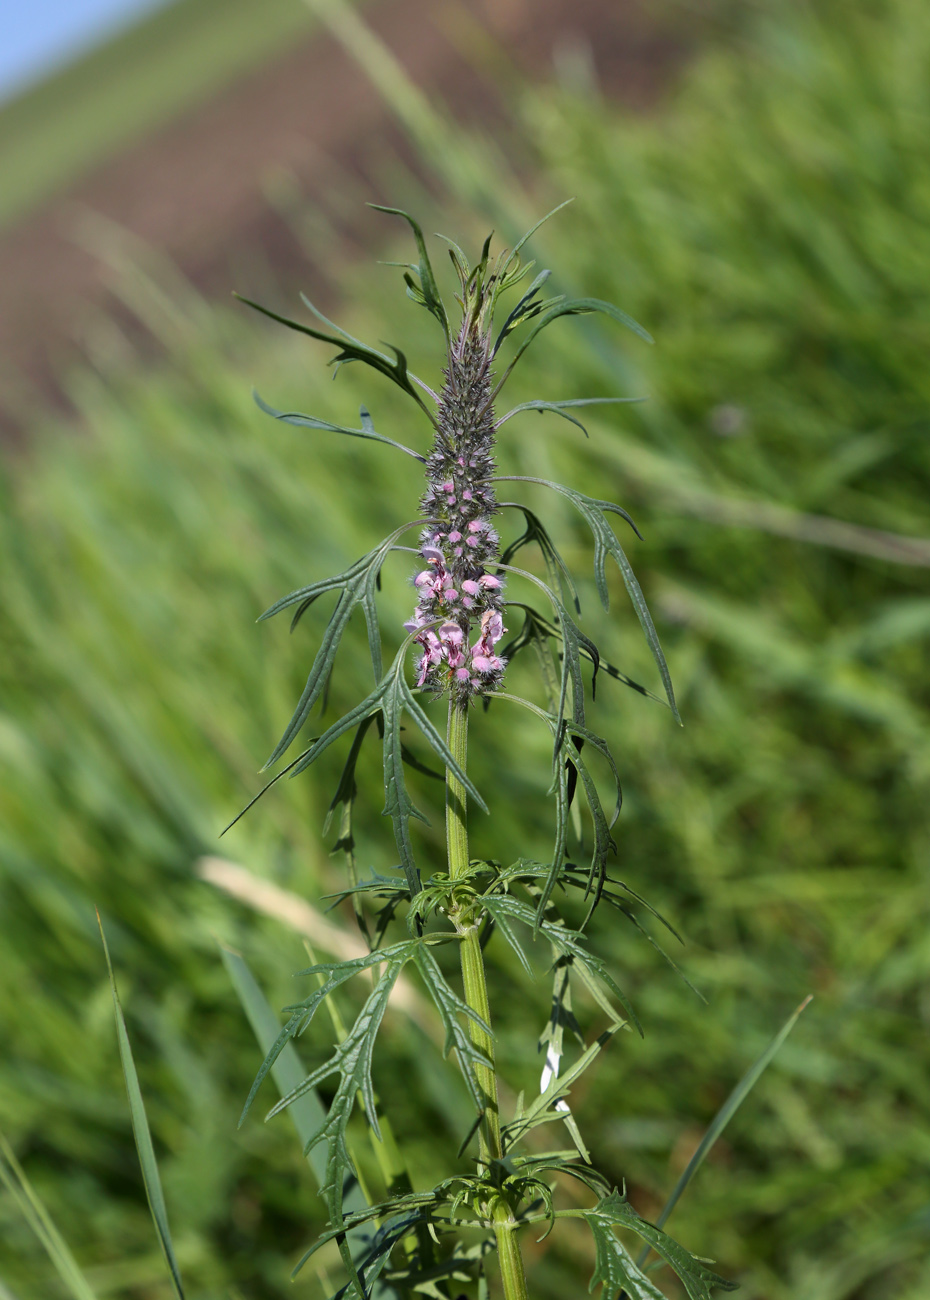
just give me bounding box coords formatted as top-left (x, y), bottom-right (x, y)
top-left (0, 0), bottom-right (691, 433)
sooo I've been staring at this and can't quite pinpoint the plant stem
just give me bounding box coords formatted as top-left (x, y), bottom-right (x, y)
top-left (446, 699), bottom-right (529, 1300)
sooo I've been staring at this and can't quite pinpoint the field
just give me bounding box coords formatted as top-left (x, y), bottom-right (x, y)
top-left (2, 1), bottom-right (929, 1297)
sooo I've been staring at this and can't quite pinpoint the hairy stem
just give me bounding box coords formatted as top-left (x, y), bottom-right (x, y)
top-left (445, 699), bottom-right (528, 1300)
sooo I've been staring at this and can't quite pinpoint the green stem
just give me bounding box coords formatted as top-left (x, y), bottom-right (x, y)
top-left (445, 699), bottom-right (528, 1300)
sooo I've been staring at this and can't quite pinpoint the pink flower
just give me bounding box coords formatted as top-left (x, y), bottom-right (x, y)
top-left (461, 579), bottom-right (480, 597)
top-left (421, 545), bottom-right (444, 565)
top-left (440, 622), bottom-right (464, 647)
top-left (481, 610), bottom-right (505, 645)
top-left (479, 574), bottom-right (501, 589)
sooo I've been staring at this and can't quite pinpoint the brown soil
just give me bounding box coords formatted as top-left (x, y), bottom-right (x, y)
top-left (0, 0), bottom-right (691, 434)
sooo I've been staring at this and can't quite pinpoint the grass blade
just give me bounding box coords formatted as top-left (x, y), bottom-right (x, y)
top-left (651, 996), bottom-right (813, 1242)
top-left (0, 1130), bottom-right (98, 1300)
top-left (97, 912), bottom-right (186, 1300)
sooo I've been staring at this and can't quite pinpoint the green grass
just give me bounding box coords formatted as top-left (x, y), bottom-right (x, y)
top-left (2, 0), bottom-right (930, 1297)
top-left (0, 0), bottom-right (320, 231)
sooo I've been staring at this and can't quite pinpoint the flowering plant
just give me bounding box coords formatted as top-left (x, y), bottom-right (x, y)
top-left (230, 205), bottom-right (737, 1300)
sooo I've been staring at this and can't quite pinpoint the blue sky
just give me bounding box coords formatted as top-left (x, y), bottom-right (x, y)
top-left (1, 0), bottom-right (169, 102)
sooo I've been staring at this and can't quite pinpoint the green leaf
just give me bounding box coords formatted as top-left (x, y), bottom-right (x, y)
top-left (495, 561), bottom-right (591, 737)
top-left (0, 1129), bottom-right (99, 1300)
top-left (236, 942), bottom-right (416, 1127)
top-left (493, 295), bottom-right (653, 394)
top-left (498, 476), bottom-right (680, 722)
top-left (501, 1029), bottom-right (617, 1152)
top-left (587, 1190), bottom-right (737, 1300)
top-left (491, 268), bottom-right (554, 355)
top-left (412, 944), bottom-right (494, 1113)
top-left (492, 199), bottom-right (576, 312)
top-left (482, 894), bottom-right (639, 1034)
top-left (253, 391), bottom-right (426, 461)
top-left (324, 715), bottom-right (378, 939)
top-left (222, 946), bottom-right (387, 1299)
top-left (381, 659), bottom-right (487, 895)
top-left (234, 291), bottom-right (436, 423)
top-left (535, 962), bottom-right (588, 1160)
top-left (496, 396), bottom-right (644, 437)
top-left (586, 1213), bottom-right (666, 1299)
top-left (221, 944), bottom-right (328, 1179)
top-left (260, 523), bottom-right (418, 767)
top-left (97, 914), bottom-right (185, 1300)
top-left (370, 205), bottom-right (449, 343)
top-left (287, 648), bottom-right (485, 897)
top-left (497, 605), bottom-right (564, 716)
top-left (310, 1209), bottom-right (431, 1295)
top-left (267, 949), bottom-right (417, 1258)
top-left (499, 505), bottom-right (581, 612)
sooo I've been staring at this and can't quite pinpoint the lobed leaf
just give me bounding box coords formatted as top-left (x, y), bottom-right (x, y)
top-left (266, 949), bottom-right (417, 1272)
top-left (586, 1213), bottom-right (666, 1300)
top-left (498, 476), bottom-right (679, 722)
top-left (496, 395), bottom-right (644, 437)
top-left (412, 944), bottom-right (494, 1114)
top-left (493, 295), bottom-right (653, 395)
top-left (235, 291), bottom-right (436, 423)
top-left (253, 391), bottom-right (426, 461)
top-left (499, 505), bottom-right (580, 612)
top-left (501, 1029), bottom-right (617, 1152)
top-left (238, 942), bottom-right (417, 1127)
top-left (491, 199), bottom-right (576, 315)
top-left (370, 204), bottom-right (449, 343)
top-left (587, 1190), bottom-right (737, 1300)
top-left (482, 893), bottom-right (639, 1034)
top-left (491, 269), bottom-right (556, 356)
top-left (261, 523), bottom-right (420, 768)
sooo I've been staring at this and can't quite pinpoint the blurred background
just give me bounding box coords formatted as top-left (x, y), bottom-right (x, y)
top-left (1, 0), bottom-right (929, 1297)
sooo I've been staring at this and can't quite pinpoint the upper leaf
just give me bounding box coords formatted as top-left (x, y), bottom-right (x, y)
top-left (253, 391), bottom-right (426, 462)
top-left (260, 524), bottom-right (417, 768)
top-left (493, 296), bottom-right (653, 395)
top-left (235, 291), bottom-right (436, 424)
top-left (371, 204), bottom-right (450, 344)
top-left (498, 476), bottom-right (680, 722)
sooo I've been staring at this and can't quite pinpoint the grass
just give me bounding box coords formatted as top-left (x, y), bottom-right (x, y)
top-left (2, 0), bottom-right (930, 1297)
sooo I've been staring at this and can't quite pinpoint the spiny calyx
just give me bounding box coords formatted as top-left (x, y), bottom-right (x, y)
top-left (406, 314), bottom-right (507, 702)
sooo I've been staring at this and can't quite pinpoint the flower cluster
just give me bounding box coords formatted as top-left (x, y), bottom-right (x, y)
top-left (406, 320), bottom-right (507, 701)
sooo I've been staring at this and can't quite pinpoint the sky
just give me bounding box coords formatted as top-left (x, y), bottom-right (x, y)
top-left (0, 0), bottom-right (170, 102)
